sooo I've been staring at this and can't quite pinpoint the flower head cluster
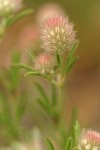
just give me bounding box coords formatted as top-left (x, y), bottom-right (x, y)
top-left (0, 0), bottom-right (23, 15)
top-left (78, 130), bottom-right (100, 150)
top-left (40, 16), bottom-right (76, 54)
top-left (34, 52), bottom-right (56, 74)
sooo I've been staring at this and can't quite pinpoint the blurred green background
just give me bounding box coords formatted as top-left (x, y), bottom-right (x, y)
top-left (0, 0), bottom-right (100, 146)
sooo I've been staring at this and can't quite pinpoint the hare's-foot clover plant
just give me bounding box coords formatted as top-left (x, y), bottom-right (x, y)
top-left (0, 0), bottom-right (33, 38)
top-left (14, 14), bottom-right (80, 149)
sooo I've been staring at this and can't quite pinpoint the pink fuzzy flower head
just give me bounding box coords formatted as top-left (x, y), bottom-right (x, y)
top-left (34, 52), bottom-right (56, 74)
top-left (40, 16), bottom-right (76, 54)
top-left (78, 130), bottom-right (100, 150)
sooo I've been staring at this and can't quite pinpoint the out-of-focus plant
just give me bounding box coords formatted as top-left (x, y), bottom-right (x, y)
top-left (0, 0), bottom-right (34, 146)
top-left (0, 0), bottom-right (33, 39)
top-left (10, 128), bottom-right (43, 150)
top-left (0, 128), bottom-right (44, 150)
top-left (0, 52), bottom-right (28, 142)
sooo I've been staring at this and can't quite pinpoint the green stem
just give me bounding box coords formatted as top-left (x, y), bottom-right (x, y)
top-left (51, 74), bottom-right (65, 118)
top-left (58, 85), bottom-right (63, 115)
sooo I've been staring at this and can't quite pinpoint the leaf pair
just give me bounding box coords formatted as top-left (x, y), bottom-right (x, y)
top-left (35, 82), bottom-right (51, 116)
top-left (36, 82), bottom-right (59, 120)
top-left (13, 62), bottom-right (41, 77)
top-left (64, 40), bottom-right (79, 74)
top-left (65, 121), bottom-right (80, 150)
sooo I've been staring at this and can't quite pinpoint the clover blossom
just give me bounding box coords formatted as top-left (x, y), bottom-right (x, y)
top-left (0, 0), bottom-right (23, 15)
top-left (78, 130), bottom-right (100, 150)
top-left (34, 52), bottom-right (56, 74)
top-left (40, 16), bottom-right (76, 54)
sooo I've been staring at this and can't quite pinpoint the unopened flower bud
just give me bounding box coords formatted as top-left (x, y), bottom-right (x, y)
top-left (34, 52), bottom-right (56, 74)
top-left (40, 16), bottom-right (76, 54)
top-left (78, 130), bottom-right (100, 150)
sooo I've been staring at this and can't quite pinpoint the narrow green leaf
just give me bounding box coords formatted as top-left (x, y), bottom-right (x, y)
top-left (0, 93), bottom-right (10, 124)
top-left (74, 121), bottom-right (81, 136)
top-left (51, 84), bottom-right (57, 106)
top-left (66, 40), bottom-right (79, 65)
top-left (56, 54), bottom-right (60, 66)
top-left (10, 51), bottom-right (21, 91)
top-left (6, 9), bottom-right (33, 26)
top-left (37, 99), bottom-right (51, 114)
top-left (35, 83), bottom-right (51, 115)
top-left (68, 107), bottom-right (78, 147)
top-left (37, 99), bottom-right (47, 110)
top-left (24, 71), bottom-right (40, 77)
top-left (11, 51), bottom-right (21, 63)
top-left (0, 93), bottom-right (19, 138)
top-left (13, 63), bottom-right (34, 71)
top-left (35, 82), bottom-right (49, 103)
top-left (16, 92), bottom-right (28, 120)
top-left (65, 137), bottom-right (73, 150)
top-left (64, 40), bottom-right (79, 73)
top-left (74, 121), bottom-right (81, 146)
top-left (45, 138), bottom-right (55, 150)
top-left (66, 56), bottom-right (79, 73)
top-left (5, 15), bottom-right (14, 26)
